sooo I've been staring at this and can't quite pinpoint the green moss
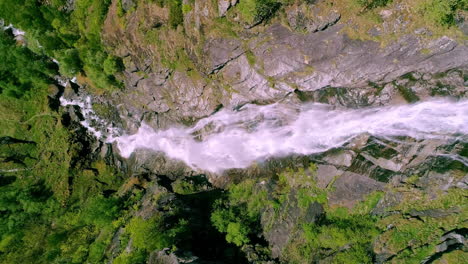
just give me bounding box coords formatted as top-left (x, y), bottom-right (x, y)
top-left (182, 3), bottom-right (192, 14)
top-left (396, 84), bottom-right (419, 103)
top-left (245, 50), bottom-right (257, 66)
top-left (420, 48), bottom-right (432, 55)
top-left (392, 187), bottom-right (466, 213)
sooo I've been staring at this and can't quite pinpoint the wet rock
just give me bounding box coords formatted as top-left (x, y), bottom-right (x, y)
top-left (204, 38), bottom-right (244, 73)
top-left (262, 198), bottom-right (324, 258)
top-left (252, 24), bottom-right (467, 94)
top-left (347, 134), bottom-right (370, 150)
top-left (324, 150), bottom-right (356, 167)
top-left (408, 208), bottom-right (461, 219)
top-left (316, 164), bottom-right (344, 188)
top-left (379, 10), bottom-right (393, 19)
top-left (361, 153), bottom-right (404, 172)
top-left (456, 175), bottom-right (468, 189)
top-left (124, 149), bottom-right (196, 181)
top-left (372, 191), bottom-right (405, 216)
top-left (328, 171), bottom-right (385, 208)
top-left (417, 171), bottom-right (456, 192)
top-left (148, 249), bottom-right (200, 264)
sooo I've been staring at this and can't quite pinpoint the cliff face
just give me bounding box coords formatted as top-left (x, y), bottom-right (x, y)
top-left (89, 0), bottom-right (467, 133)
top-left (56, 1), bottom-right (468, 263)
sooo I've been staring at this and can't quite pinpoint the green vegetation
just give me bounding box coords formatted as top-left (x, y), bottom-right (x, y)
top-left (211, 164), bottom-right (466, 263)
top-left (236, 0), bottom-right (282, 25)
top-left (127, 215), bottom-right (187, 251)
top-left (356, 0), bottom-right (392, 9)
top-left (211, 179), bottom-right (268, 246)
top-left (0, 0), bottom-right (122, 92)
top-left (168, 0), bottom-right (184, 29)
top-left (0, 30), bottom-right (56, 98)
top-left (417, 0), bottom-right (467, 27)
top-left (0, 28), bottom-right (129, 264)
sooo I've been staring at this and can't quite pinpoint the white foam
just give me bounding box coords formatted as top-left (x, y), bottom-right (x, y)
top-left (115, 99), bottom-right (468, 172)
top-left (60, 96), bottom-right (120, 140)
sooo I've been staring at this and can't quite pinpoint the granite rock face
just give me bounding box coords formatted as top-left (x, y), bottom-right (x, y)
top-left (101, 18), bottom-right (467, 134)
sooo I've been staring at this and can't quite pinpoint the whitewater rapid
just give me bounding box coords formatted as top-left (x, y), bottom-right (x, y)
top-left (115, 99), bottom-right (468, 172)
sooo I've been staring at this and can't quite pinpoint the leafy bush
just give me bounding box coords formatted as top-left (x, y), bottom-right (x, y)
top-left (54, 48), bottom-right (82, 76)
top-left (103, 56), bottom-right (123, 75)
top-left (0, 31), bottom-right (56, 98)
top-left (81, 195), bottom-right (120, 227)
top-left (113, 250), bottom-right (147, 264)
top-left (0, 0), bottom-right (122, 91)
top-left (356, 0), bottom-right (392, 9)
top-left (127, 215), bottom-right (188, 251)
top-left (210, 179), bottom-right (268, 246)
top-left (236, 0), bottom-right (281, 25)
top-left (418, 0), bottom-right (467, 26)
top-left (168, 0), bottom-right (183, 29)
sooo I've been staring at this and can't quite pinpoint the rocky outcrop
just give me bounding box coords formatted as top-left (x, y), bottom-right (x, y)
top-left (218, 0), bottom-right (238, 17)
top-left (262, 198), bottom-right (324, 258)
top-left (328, 171), bottom-right (385, 207)
top-left (102, 24), bottom-right (467, 136)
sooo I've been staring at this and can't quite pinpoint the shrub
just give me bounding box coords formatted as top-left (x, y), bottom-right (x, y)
top-left (103, 56), bottom-right (123, 75)
top-left (418, 0), bottom-right (467, 26)
top-left (127, 215), bottom-right (172, 251)
top-left (226, 222), bottom-right (250, 246)
top-left (168, 0), bottom-right (183, 29)
top-left (55, 49), bottom-right (82, 76)
top-left (126, 215), bottom-right (187, 251)
top-left (356, 0), bottom-right (392, 9)
top-left (81, 195), bottom-right (120, 227)
top-left (237, 0), bottom-right (281, 25)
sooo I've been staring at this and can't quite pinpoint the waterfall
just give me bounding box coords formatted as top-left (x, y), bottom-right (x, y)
top-left (115, 99), bottom-right (468, 172)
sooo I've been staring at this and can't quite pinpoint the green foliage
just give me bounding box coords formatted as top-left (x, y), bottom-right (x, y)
top-left (81, 195), bottom-right (121, 227)
top-left (182, 4), bottom-right (192, 14)
top-left (285, 197), bottom-right (381, 263)
top-left (211, 179), bottom-right (268, 246)
top-left (172, 176), bottom-right (211, 195)
top-left (168, 0), bottom-right (183, 29)
top-left (0, 31), bottom-right (56, 98)
top-left (418, 0), bottom-right (467, 26)
top-left (0, 0), bottom-right (122, 91)
top-left (127, 215), bottom-right (188, 251)
top-left (245, 50), bottom-right (257, 66)
top-left (103, 55), bottom-right (123, 75)
top-left (113, 250), bottom-right (147, 264)
top-left (0, 31), bottom-right (128, 263)
top-left (226, 222), bottom-right (250, 246)
top-left (236, 0), bottom-right (281, 25)
top-left (54, 49), bottom-right (82, 76)
top-left (356, 0), bottom-right (391, 9)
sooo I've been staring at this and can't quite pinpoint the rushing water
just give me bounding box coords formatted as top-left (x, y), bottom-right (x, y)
top-left (115, 99), bottom-right (468, 172)
top-left (60, 96), bottom-right (120, 140)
